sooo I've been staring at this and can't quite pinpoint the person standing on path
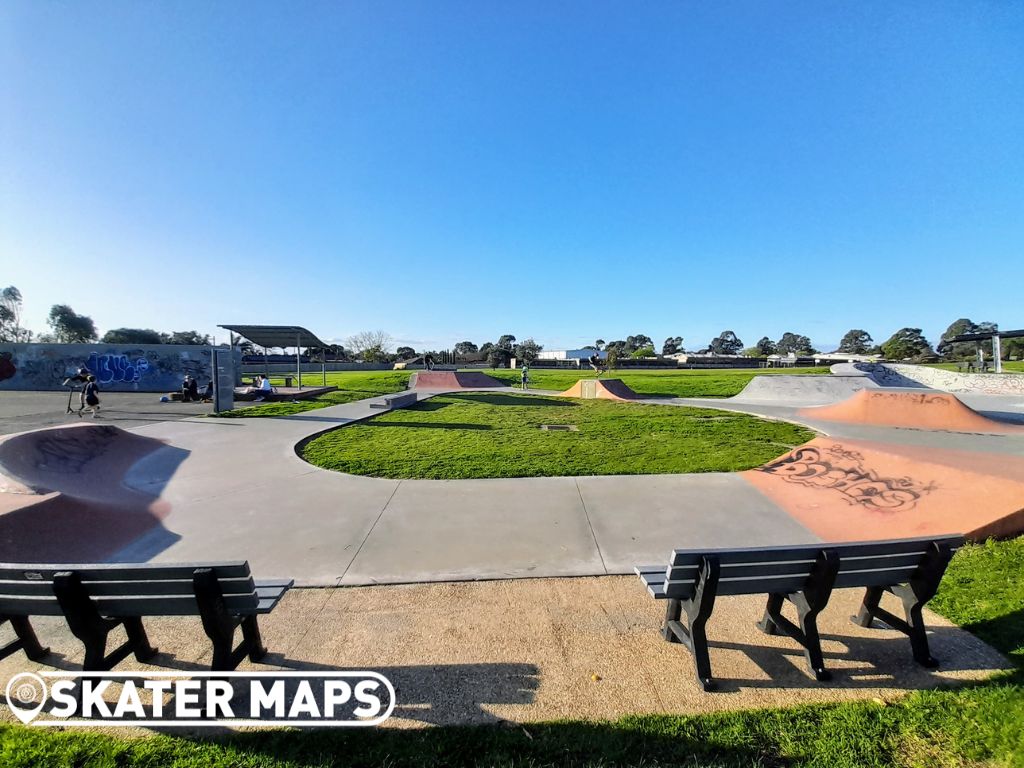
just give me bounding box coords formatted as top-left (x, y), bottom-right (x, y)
top-left (521, 364), bottom-right (529, 390)
top-left (80, 375), bottom-right (101, 418)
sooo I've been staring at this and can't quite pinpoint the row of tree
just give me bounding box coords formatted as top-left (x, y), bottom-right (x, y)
top-left (0, 286), bottom-right (212, 345)
top-left (3, 284), bottom-right (1021, 363)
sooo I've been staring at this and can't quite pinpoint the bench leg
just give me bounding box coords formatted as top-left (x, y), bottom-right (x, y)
top-left (53, 571), bottom-right (140, 671)
top-left (662, 599), bottom-right (682, 643)
top-left (852, 586), bottom-right (884, 628)
top-left (756, 594), bottom-right (784, 636)
top-left (0, 616), bottom-right (50, 662)
top-left (661, 557), bottom-right (720, 691)
top-left (793, 594), bottom-right (830, 681)
top-left (686, 608), bottom-right (715, 691)
top-left (894, 585), bottom-right (938, 668)
top-left (123, 617), bottom-right (159, 663)
top-left (241, 615), bottom-right (267, 662)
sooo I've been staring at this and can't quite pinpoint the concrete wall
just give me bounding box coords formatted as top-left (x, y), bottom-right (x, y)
top-left (855, 363), bottom-right (1024, 396)
top-left (0, 343), bottom-right (237, 392)
top-left (239, 362), bottom-right (394, 375)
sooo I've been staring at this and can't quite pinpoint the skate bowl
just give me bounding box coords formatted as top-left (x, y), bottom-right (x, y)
top-left (731, 374), bottom-right (878, 405)
top-left (0, 424), bottom-right (185, 561)
top-left (799, 389), bottom-right (1024, 433)
top-left (853, 363), bottom-right (1024, 396)
top-left (410, 371), bottom-right (506, 389)
top-left (559, 378), bottom-right (641, 401)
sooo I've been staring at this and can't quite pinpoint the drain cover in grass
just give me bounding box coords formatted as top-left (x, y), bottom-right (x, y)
top-left (540, 424), bottom-right (578, 431)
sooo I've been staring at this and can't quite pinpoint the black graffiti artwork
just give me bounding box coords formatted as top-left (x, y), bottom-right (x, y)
top-left (758, 444), bottom-right (937, 513)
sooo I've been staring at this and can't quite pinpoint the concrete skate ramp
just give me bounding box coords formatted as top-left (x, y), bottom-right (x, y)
top-left (410, 371), bottom-right (505, 389)
top-left (732, 374), bottom-right (878, 404)
top-left (0, 424), bottom-right (186, 561)
top-left (744, 437), bottom-right (1024, 541)
top-left (559, 378), bottom-right (641, 401)
top-left (799, 389), bottom-right (1024, 434)
top-left (854, 363), bottom-right (1024, 396)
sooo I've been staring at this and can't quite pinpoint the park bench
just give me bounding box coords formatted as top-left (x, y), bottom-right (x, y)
top-left (369, 391), bottom-right (418, 410)
top-left (635, 535), bottom-right (962, 691)
top-left (0, 561), bottom-right (292, 672)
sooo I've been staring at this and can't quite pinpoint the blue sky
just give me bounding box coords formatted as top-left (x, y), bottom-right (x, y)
top-left (2, 2), bottom-right (1022, 353)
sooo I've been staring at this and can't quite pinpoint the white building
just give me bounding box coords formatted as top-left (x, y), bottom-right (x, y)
top-left (536, 349), bottom-right (607, 361)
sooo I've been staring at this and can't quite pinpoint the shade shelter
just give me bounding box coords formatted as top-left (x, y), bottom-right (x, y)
top-left (947, 328), bottom-right (1024, 374)
top-left (219, 325), bottom-right (330, 389)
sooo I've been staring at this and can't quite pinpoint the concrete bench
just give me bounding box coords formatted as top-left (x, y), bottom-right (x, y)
top-left (0, 561), bottom-right (292, 672)
top-left (636, 535), bottom-right (962, 690)
top-left (369, 391), bottom-right (418, 410)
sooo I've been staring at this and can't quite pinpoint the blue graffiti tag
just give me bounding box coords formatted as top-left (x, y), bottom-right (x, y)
top-left (86, 352), bottom-right (150, 384)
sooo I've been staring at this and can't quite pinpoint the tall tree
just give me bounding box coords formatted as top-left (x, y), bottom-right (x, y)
top-left (395, 346), bottom-right (416, 360)
top-left (594, 339), bottom-right (605, 351)
top-left (346, 330), bottom-right (393, 362)
top-left (837, 329), bottom-right (873, 355)
top-left (776, 332), bottom-right (816, 355)
top-left (454, 341), bottom-right (478, 356)
top-left (163, 330), bottom-right (212, 345)
top-left (46, 304), bottom-right (97, 343)
top-left (662, 336), bottom-right (684, 355)
top-left (514, 338), bottom-right (543, 364)
top-left (937, 319), bottom-right (998, 360)
top-left (755, 336), bottom-right (777, 355)
top-left (880, 328), bottom-right (933, 360)
top-left (709, 330), bottom-right (743, 355)
top-left (496, 334), bottom-right (517, 351)
top-left (0, 286), bottom-right (30, 342)
top-left (101, 328), bottom-right (164, 344)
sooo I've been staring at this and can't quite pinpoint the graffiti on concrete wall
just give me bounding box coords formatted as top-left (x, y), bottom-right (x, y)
top-left (0, 343), bottom-right (227, 392)
top-left (85, 352), bottom-right (151, 385)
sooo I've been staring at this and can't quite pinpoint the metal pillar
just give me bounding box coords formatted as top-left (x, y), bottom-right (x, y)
top-left (994, 335), bottom-right (1003, 374)
top-left (296, 333), bottom-right (302, 390)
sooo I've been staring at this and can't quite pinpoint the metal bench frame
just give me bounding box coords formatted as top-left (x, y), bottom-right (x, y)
top-left (0, 561), bottom-right (292, 672)
top-left (638, 536), bottom-right (960, 691)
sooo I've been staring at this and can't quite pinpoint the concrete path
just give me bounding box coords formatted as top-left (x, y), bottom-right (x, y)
top-left (3, 386), bottom-right (1023, 585)
top-left (0, 578), bottom-right (1008, 726)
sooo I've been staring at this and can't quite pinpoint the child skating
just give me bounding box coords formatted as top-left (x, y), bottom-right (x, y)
top-left (80, 375), bottom-right (101, 418)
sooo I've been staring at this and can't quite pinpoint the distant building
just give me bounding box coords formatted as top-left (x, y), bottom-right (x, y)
top-left (537, 349), bottom-right (607, 361)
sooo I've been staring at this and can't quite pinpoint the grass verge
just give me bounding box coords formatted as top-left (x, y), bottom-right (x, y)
top-left (300, 392), bottom-right (815, 478)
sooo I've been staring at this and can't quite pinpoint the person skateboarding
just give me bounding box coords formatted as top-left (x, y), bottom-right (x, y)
top-left (588, 353), bottom-right (605, 378)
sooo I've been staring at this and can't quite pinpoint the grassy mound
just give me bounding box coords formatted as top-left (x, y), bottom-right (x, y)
top-left (301, 392), bottom-right (815, 479)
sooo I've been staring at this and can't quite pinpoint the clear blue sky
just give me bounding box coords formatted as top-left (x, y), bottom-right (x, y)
top-left (2, 2), bottom-right (1022, 352)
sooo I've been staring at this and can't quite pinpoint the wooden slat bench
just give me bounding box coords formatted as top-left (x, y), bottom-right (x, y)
top-left (0, 561), bottom-right (293, 672)
top-left (635, 535), bottom-right (962, 691)
top-left (369, 391), bottom-right (418, 410)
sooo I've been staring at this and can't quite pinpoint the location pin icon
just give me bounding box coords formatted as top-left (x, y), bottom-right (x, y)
top-left (5, 673), bottom-right (47, 724)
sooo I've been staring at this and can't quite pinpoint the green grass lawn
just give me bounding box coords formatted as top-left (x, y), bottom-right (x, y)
top-left (490, 366), bottom-right (832, 398)
top-left (214, 371), bottom-right (411, 418)
top-left (3, 536), bottom-right (1021, 767)
top-left (301, 392), bottom-right (815, 478)
top-left (220, 367), bottom-right (832, 417)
